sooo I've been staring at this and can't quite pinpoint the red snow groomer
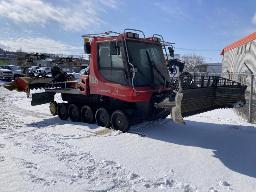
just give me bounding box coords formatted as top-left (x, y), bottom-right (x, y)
top-left (5, 29), bottom-right (247, 132)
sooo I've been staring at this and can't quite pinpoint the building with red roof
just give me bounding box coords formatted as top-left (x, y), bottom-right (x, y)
top-left (221, 32), bottom-right (256, 74)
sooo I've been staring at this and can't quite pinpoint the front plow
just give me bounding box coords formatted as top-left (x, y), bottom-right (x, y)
top-left (4, 77), bottom-right (53, 92)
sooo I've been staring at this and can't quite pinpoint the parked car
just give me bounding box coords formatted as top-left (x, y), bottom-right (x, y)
top-left (66, 72), bottom-right (80, 80)
top-left (28, 66), bottom-right (39, 76)
top-left (65, 67), bottom-right (88, 80)
top-left (35, 67), bottom-right (51, 76)
top-left (80, 66), bottom-right (89, 75)
top-left (2, 65), bottom-right (23, 79)
top-left (0, 66), bottom-right (13, 80)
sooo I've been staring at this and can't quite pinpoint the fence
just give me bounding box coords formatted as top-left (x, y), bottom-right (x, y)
top-left (191, 71), bottom-right (255, 123)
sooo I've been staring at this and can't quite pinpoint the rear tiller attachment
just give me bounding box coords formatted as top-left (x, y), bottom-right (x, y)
top-left (157, 73), bottom-right (247, 123)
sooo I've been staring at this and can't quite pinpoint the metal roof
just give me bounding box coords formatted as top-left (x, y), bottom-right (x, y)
top-left (221, 32), bottom-right (256, 55)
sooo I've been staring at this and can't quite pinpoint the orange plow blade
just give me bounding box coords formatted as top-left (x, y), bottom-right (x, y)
top-left (4, 77), bottom-right (53, 92)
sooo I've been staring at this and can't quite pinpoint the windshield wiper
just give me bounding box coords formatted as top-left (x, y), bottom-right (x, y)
top-left (146, 50), bottom-right (167, 85)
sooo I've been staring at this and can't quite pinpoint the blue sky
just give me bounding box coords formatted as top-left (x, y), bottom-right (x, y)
top-left (0, 0), bottom-right (255, 62)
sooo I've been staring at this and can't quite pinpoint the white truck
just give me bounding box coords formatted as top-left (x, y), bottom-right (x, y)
top-left (35, 67), bottom-right (52, 76)
top-left (2, 65), bottom-right (23, 79)
top-left (27, 66), bottom-right (39, 76)
top-left (0, 67), bottom-right (13, 80)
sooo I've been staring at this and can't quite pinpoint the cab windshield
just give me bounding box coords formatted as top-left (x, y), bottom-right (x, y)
top-left (127, 40), bottom-right (170, 87)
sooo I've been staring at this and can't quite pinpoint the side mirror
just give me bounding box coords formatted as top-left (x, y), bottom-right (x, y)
top-left (83, 37), bottom-right (91, 54)
top-left (168, 46), bottom-right (174, 58)
top-left (84, 42), bottom-right (91, 54)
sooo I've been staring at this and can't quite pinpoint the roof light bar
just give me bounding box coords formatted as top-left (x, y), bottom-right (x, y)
top-left (152, 37), bottom-right (161, 43)
top-left (126, 32), bottom-right (139, 39)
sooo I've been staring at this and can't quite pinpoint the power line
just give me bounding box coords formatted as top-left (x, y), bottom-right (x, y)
top-left (175, 47), bottom-right (221, 52)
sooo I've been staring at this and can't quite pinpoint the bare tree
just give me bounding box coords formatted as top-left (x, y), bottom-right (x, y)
top-left (181, 54), bottom-right (204, 72)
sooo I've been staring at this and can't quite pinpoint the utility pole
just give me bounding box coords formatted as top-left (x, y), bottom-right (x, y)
top-left (244, 63), bottom-right (254, 123)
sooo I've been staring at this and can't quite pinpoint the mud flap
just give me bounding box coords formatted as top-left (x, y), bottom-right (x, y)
top-left (31, 92), bottom-right (55, 106)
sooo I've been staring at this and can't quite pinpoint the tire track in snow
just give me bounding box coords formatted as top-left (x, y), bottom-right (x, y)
top-left (8, 130), bottom-right (198, 191)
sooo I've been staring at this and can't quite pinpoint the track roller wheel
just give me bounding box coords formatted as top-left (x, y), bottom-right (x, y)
top-left (58, 103), bottom-right (69, 120)
top-left (81, 105), bottom-right (94, 124)
top-left (49, 101), bottom-right (58, 116)
top-left (111, 110), bottom-right (129, 132)
top-left (68, 104), bottom-right (81, 122)
top-left (95, 108), bottom-right (111, 128)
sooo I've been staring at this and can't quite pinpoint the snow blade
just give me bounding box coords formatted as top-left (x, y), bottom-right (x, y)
top-left (31, 92), bottom-right (55, 106)
top-left (4, 77), bottom-right (30, 92)
top-left (4, 77), bottom-right (53, 92)
top-left (181, 85), bottom-right (247, 117)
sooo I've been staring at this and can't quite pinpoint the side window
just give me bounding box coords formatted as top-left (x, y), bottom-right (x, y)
top-left (98, 41), bottom-right (128, 85)
top-left (110, 42), bottom-right (125, 69)
top-left (99, 42), bottom-right (111, 68)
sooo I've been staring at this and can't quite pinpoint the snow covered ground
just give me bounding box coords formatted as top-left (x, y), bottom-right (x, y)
top-left (0, 86), bottom-right (256, 192)
top-left (0, 80), bottom-right (8, 86)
